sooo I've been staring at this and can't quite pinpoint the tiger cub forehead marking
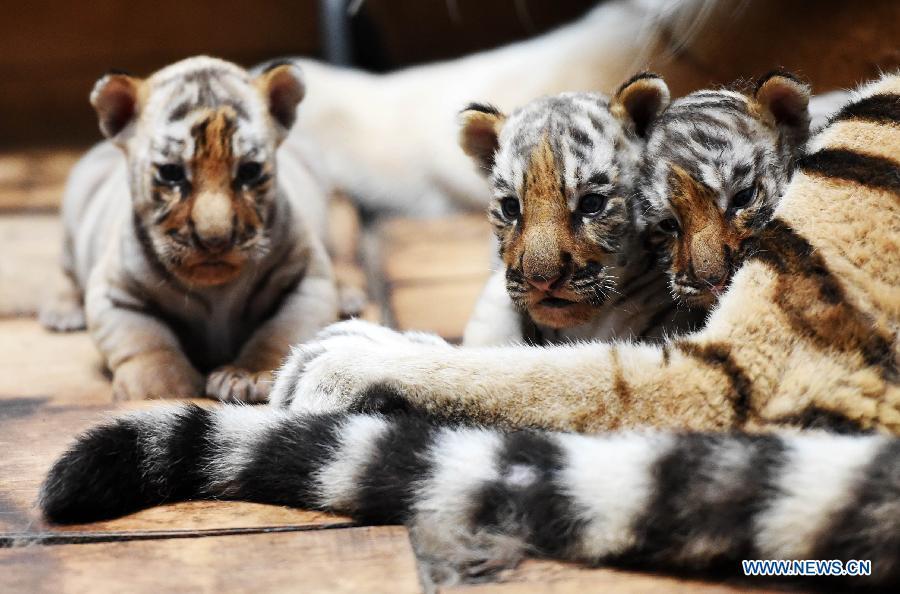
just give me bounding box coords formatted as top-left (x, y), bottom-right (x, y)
top-left (493, 93), bottom-right (636, 200)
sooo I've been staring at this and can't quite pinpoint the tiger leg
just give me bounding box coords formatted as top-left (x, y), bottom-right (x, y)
top-left (86, 267), bottom-right (203, 401)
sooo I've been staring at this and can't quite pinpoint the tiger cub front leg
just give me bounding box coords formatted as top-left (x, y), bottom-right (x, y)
top-left (112, 349), bottom-right (204, 401)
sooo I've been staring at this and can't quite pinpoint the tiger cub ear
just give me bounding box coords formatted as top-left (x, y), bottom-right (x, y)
top-left (254, 61), bottom-right (306, 138)
top-left (612, 72), bottom-right (670, 138)
top-left (90, 70), bottom-right (143, 142)
top-left (459, 103), bottom-right (506, 174)
top-left (754, 70), bottom-right (811, 130)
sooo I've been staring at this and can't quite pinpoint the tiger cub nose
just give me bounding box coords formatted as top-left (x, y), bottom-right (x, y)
top-left (526, 272), bottom-right (562, 292)
top-left (191, 192), bottom-right (235, 252)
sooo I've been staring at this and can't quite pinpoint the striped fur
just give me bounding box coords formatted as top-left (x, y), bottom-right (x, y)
top-left (461, 84), bottom-right (704, 346)
top-left (39, 57), bottom-right (338, 403)
top-left (639, 72), bottom-right (811, 307)
top-left (40, 73), bottom-right (900, 586)
top-left (41, 406), bottom-right (899, 586)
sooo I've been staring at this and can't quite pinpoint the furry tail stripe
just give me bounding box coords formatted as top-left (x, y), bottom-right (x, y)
top-left (40, 405), bottom-right (899, 584)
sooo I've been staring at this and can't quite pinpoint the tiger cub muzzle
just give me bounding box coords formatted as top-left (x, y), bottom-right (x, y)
top-left (504, 226), bottom-right (618, 329)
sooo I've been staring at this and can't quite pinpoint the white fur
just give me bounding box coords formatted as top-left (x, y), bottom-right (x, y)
top-left (313, 414), bottom-right (391, 510)
top-left (286, 0), bottom-right (714, 215)
top-left (754, 432), bottom-right (886, 558)
top-left (207, 405), bottom-right (291, 494)
top-left (556, 431), bottom-right (673, 558)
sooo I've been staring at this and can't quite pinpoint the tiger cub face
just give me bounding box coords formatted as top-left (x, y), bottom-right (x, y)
top-left (639, 72), bottom-right (811, 308)
top-left (459, 76), bottom-right (669, 329)
top-left (90, 56), bottom-right (305, 287)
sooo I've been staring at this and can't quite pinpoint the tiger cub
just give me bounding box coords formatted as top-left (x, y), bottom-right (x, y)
top-left (460, 76), bottom-right (704, 347)
top-left (41, 73), bottom-right (900, 587)
top-left (640, 71), bottom-right (811, 307)
top-left (39, 56), bottom-right (339, 403)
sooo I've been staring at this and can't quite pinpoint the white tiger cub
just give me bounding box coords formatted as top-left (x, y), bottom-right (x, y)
top-left (461, 75), bottom-right (704, 347)
top-left (39, 56), bottom-right (339, 403)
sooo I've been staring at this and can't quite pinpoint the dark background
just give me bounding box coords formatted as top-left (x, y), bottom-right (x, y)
top-left (1, 0), bottom-right (594, 147)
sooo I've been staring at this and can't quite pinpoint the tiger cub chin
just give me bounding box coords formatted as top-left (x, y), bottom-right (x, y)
top-left (460, 76), bottom-right (705, 347)
top-left (639, 71), bottom-right (812, 308)
top-left (39, 56), bottom-right (339, 403)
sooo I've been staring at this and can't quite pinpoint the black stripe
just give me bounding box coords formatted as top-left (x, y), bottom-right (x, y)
top-left (618, 434), bottom-right (785, 568)
top-left (615, 71), bottom-right (663, 96)
top-left (797, 148), bottom-right (900, 194)
top-left (233, 413), bottom-right (345, 508)
top-left (830, 93), bottom-right (900, 126)
top-left (675, 342), bottom-right (754, 425)
top-left (812, 438), bottom-right (900, 585)
top-left (754, 69), bottom-right (803, 93)
top-left (743, 219), bottom-right (897, 380)
top-left (40, 405), bottom-right (214, 524)
top-left (165, 406), bottom-right (218, 500)
top-left (462, 102), bottom-right (501, 116)
top-left (772, 406), bottom-right (870, 434)
top-left (472, 431), bottom-right (584, 558)
top-left (240, 237), bottom-right (301, 323)
top-left (352, 416), bottom-right (436, 523)
top-left (260, 58), bottom-right (297, 73)
top-left (168, 101), bottom-right (193, 122)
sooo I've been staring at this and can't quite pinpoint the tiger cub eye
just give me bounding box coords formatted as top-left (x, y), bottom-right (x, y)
top-left (236, 162), bottom-right (263, 185)
top-left (658, 218), bottom-right (680, 235)
top-left (500, 196), bottom-right (521, 219)
top-left (577, 193), bottom-right (606, 215)
top-left (157, 164), bottom-right (186, 184)
top-left (731, 185), bottom-right (756, 209)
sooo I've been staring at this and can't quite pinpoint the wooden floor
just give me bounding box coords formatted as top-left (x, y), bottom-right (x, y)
top-left (0, 149), bottom-right (785, 593)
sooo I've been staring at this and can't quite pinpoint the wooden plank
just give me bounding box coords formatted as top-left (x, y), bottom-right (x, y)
top-left (441, 559), bottom-right (781, 594)
top-left (0, 319), bottom-right (109, 404)
top-left (0, 526), bottom-right (421, 594)
top-left (0, 399), bottom-right (350, 541)
top-left (390, 278), bottom-right (487, 341)
top-left (380, 215), bottom-right (493, 284)
top-left (0, 149), bottom-right (80, 211)
top-left (0, 214), bottom-right (62, 317)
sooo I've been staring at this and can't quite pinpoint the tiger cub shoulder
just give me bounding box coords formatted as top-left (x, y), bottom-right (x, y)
top-left (41, 56), bottom-right (339, 403)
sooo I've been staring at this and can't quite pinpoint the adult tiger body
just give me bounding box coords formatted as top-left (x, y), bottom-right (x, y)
top-left (40, 56), bottom-right (339, 403)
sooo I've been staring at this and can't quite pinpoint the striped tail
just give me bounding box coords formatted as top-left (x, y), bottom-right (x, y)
top-left (41, 405), bottom-right (899, 585)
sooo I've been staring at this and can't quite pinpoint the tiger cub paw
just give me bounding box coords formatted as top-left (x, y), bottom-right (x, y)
top-left (206, 366), bottom-right (273, 404)
top-left (112, 351), bottom-right (204, 401)
top-left (39, 294), bottom-right (87, 332)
